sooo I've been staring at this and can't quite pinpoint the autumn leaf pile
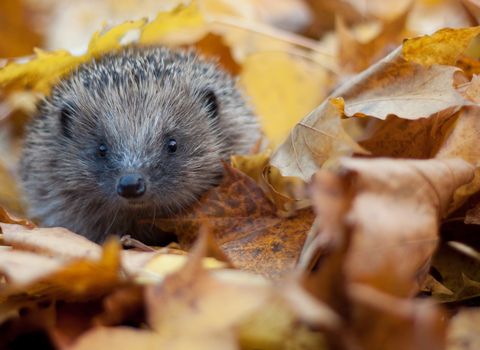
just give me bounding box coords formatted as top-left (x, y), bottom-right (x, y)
top-left (4, 0), bottom-right (480, 349)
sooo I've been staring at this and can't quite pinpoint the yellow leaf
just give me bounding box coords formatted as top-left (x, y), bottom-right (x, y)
top-left (0, 2), bottom-right (206, 96)
top-left (239, 51), bottom-right (327, 140)
top-left (403, 26), bottom-right (480, 66)
top-left (140, 2), bottom-right (206, 45)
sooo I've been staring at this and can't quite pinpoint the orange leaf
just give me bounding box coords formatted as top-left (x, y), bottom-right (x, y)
top-left (153, 161), bottom-right (314, 280)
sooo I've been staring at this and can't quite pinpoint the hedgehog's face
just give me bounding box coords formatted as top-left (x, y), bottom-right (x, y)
top-left (50, 75), bottom-right (227, 218)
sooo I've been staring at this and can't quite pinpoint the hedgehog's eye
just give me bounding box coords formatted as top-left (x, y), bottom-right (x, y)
top-left (167, 139), bottom-right (177, 154)
top-left (60, 106), bottom-right (74, 138)
top-left (99, 144), bottom-right (107, 157)
top-left (203, 90), bottom-right (218, 118)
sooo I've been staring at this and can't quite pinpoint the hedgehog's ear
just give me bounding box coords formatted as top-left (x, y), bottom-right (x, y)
top-left (59, 105), bottom-right (74, 138)
top-left (203, 89), bottom-right (218, 118)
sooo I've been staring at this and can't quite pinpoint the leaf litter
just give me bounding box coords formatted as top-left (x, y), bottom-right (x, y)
top-left (3, 0), bottom-right (480, 348)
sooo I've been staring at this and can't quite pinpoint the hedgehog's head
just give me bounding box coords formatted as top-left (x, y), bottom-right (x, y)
top-left (20, 47), bottom-right (258, 242)
top-left (47, 50), bottom-right (237, 216)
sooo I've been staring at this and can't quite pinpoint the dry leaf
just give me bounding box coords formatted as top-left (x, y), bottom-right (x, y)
top-left (336, 6), bottom-right (409, 73)
top-left (270, 98), bottom-right (367, 183)
top-left (270, 28), bottom-right (475, 180)
top-left (68, 326), bottom-right (167, 350)
top-left (0, 238), bottom-right (123, 304)
top-left (346, 283), bottom-right (446, 350)
top-left (358, 106), bottom-right (459, 159)
top-left (447, 307), bottom-right (480, 350)
top-left (144, 229), bottom-right (269, 348)
top-left (0, 249), bottom-right (62, 285)
top-left (0, 205), bottom-right (36, 229)
top-left (306, 157), bottom-right (474, 296)
top-left (436, 105), bottom-right (480, 214)
top-left (1, 223), bottom-right (102, 262)
top-left (0, 2), bottom-right (205, 95)
top-left (154, 161), bottom-right (314, 280)
top-left (333, 46), bottom-right (470, 121)
top-left (239, 50), bottom-right (328, 140)
top-left (402, 26), bottom-right (480, 67)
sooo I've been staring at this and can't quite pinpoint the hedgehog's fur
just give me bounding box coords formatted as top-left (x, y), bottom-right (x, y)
top-left (20, 46), bottom-right (259, 244)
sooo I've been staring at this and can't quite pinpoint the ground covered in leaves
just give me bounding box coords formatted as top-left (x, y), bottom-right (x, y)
top-left (3, 0), bottom-right (480, 349)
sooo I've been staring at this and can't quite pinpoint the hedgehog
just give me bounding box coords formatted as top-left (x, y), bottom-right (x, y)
top-left (20, 46), bottom-right (260, 245)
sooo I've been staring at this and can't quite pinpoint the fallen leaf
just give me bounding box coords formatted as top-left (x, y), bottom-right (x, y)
top-left (421, 274), bottom-right (454, 296)
top-left (333, 46), bottom-right (470, 121)
top-left (402, 26), bottom-right (480, 67)
top-left (462, 74), bottom-right (480, 103)
top-left (231, 149), bottom-right (271, 184)
top-left (68, 326), bottom-right (168, 350)
top-left (0, 249), bottom-right (62, 285)
top-left (1, 223), bottom-right (102, 262)
top-left (154, 161), bottom-right (314, 280)
top-left (239, 50), bottom-right (328, 140)
top-left (237, 294), bottom-right (329, 350)
top-left (145, 229), bottom-right (269, 347)
top-left (337, 6), bottom-right (410, 73)
top-left (447, 307), bottom-right (480, 350)
top-left (347, 283), bottom-right (446, 350)
top-left (436, 105), bottom-right (480, 214)
top-left (270, 37), bottom-right (472, 180)
top-left (0, 205), bottom-right (36, 229)
top-left (0, 2), bottom-right (205, 96)
top-left (0, 238), bottom-right (123, 304)
top-left (193, 33), bottom-right (241, 75)
top-left (270, 98), bottom-right (367, 183)
top-left (455, 55), bottom-right (480, 81)
top-left (358, 106), bottom-right (459, 158)
top-left (306, 157), bottom-right (474, 296)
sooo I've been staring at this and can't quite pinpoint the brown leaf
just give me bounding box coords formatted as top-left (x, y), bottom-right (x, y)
top-left (436, 105), bottom-right (480, 214)
top-left (93, 285), bottom-right (144, 327)
top-left (270, 97), bottom-right (367, 183)
top-left (347, 283), bottom-right (446, 350)
top-left (145, 229), bottom-right (269, 346)
top-left (270, 44), bottom-right (471, 181)
top-left (358, 106), bottom-right (459, 158)
top-left (0, 249), bottom-right (62, 285)
top-left (447, 307), bottom-right (480, 350)
top-left (455, 55), bottom-right (480, 81)
top-left (68, 326), bottom-right (167, 350)
top-left (154, 161), bottom-right (314, 280)
top-left (462, 74), bottom-right (480, 103)
top-left (0, 238), bottom-right (123, 304)
top-left (333, 46), bottom-right (470, 121)
top-left (262, 165), bottom-right (298, 211)
top-left (1, 223), bottom-right (102, 262)
top-left (0, 206), bottom-right (36, 229)
top-left (193, 33), bottom-right (240, 76)
top-left (306, 157), bottom-right (474, 296)
top-left (337, 6), bottom-right (410, 73)
top-left (298, 166), bottom-right (448, 350)
top-left (428, 235), bottom-right (480, 303)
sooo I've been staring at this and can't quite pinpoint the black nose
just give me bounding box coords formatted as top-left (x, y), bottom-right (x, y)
top-left (117, 174), bottom-right (146, 198)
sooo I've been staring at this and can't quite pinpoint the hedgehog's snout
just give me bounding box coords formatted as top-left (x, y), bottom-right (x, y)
top-left (117, 174), bottom-right (146, 199)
